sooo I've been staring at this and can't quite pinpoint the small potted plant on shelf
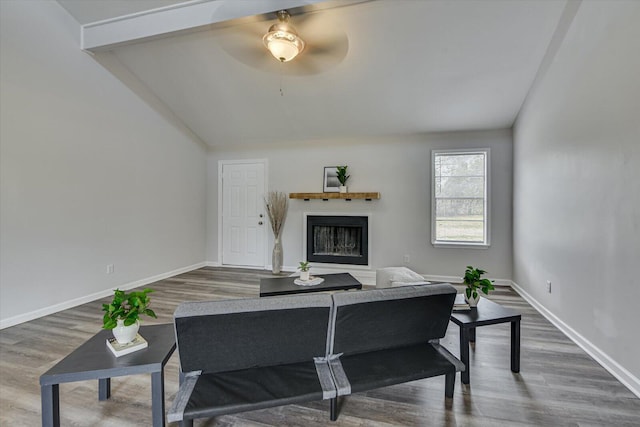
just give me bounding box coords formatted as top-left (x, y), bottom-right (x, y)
top-left (462, 266), bottom-right (495, 307)
top-left (298, 261), bottom-right (311, 281)
top-left (102, 288), bottom-right (157, 344)
top-left (336, 165), bottom-right (350, 193)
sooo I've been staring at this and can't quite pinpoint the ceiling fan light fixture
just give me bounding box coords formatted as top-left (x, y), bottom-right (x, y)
top-left (263, 10), bottom-right (305, 62)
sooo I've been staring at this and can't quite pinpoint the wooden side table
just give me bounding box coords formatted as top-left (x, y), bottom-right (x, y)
top-left (449, 296), bottom-right (521, 384)
top-left (40, 323), bottom-right (176, 427)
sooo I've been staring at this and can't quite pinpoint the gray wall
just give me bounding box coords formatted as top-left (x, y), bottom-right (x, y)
top-left (514, 1), bottom-right (639, 382)
top-left (0, 1), bottom-right (207, 325)
top-left (207, 129), bottom-right (513, 281)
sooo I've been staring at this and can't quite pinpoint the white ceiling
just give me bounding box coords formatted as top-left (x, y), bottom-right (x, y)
top-left (58, 0), bottom-right (568, 149)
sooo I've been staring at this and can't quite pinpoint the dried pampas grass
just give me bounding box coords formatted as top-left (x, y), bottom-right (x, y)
top-left (265, 191), bottom-right (288, 237)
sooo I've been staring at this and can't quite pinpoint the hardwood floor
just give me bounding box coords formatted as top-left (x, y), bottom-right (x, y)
top-left (1, 267), bottom-right (638, 426)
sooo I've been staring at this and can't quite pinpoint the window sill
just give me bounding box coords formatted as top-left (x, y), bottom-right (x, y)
top-left (432, 242), bottom-right (490, 249)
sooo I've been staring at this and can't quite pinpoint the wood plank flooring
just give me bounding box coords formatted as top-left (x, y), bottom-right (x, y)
top-left (1, 267), bottom-right (638, 426)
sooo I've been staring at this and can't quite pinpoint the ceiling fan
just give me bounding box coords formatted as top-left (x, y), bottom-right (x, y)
top-left (218, 9), bottom-right (349, 76)
top-left (263, 10), bottom-right (306, 63)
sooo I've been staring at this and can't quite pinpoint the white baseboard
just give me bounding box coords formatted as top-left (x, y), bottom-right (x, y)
top-left (207, 262), bottom-right (378, 286)
top-left (0, 261), bottom-right (207, 330)
top-left (511, 281), bottom-right (640, 399)
top-left (420, 274), bottom-right (511, 287)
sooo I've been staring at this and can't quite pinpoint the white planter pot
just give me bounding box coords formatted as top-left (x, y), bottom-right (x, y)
top-left (112, 319), bottom-right (140, 344)
top-left (300, 271), bottom-right (310, 281)
top-left (339, 185), bottom-right (347, 193)
top-left (464, 291), bottom-right (481, 307)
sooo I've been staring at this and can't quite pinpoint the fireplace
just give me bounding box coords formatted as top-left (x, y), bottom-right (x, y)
top-left (305, 215), bottom-right (369, 266)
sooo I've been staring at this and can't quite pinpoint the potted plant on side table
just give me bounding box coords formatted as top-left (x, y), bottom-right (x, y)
top-left (298, 261), bottom-right (311, 281)
top-left (336, 165), bottom-right (350, 193)
top-left (102, 288), bottom-right (157, 344)
top-left (462, 266), bottom-right (495, 307)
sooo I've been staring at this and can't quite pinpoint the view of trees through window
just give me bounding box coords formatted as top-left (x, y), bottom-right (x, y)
top-left (433, 151), bottom-right (488, 244)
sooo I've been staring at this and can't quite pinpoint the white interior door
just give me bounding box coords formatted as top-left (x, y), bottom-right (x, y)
top-left (222, 162), bottom-right (266, 267)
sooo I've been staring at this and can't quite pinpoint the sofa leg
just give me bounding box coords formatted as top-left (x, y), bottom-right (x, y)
top-left (330, 397), bottom-right (338, 421)
top-left (445, 372), bottom-right (455, 398)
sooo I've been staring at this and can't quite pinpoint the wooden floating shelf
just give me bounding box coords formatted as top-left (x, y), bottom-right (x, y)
top-left (289, 192), bottom-right (381, 201)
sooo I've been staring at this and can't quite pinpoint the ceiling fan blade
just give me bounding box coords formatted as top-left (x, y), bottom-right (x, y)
top-left (304, 31), bottom-right (348, 59)
top-left (217, 27), bottom-right (273, 70)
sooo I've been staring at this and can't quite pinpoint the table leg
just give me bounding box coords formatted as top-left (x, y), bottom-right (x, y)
top-left (151, 369), bottom-right (165, 427)
top-left (330, 397), bottom-right (338, 421)
top-left (41, 383), bottom-right (60, 427)
top-left (511, 319), bottom-right (521, 373)
top-left (469, 327), bottom-right (476, 342)
top-left (460, 327), bottom-right (470, 384)
top-left (98, 378), bottom-right (111, 400)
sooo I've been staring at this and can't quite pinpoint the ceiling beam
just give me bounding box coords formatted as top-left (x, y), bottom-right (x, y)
top-left (81, 0), bottom-right (368, 52)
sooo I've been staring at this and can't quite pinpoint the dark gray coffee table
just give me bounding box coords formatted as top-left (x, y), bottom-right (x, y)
top-left (40, 323), bottom-right (176, 427)
top-left (260, 272), bottom-right (362, 297)
top-left (449, 296), bottom-right (521, 384)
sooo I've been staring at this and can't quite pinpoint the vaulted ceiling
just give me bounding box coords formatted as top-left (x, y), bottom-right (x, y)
top-left (57, 0), bottom-right (568, 149)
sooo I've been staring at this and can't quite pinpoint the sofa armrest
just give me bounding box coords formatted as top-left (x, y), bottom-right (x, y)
top-left (167, 372), bottom-right (200, 423)
top-left (430, 340), bottom-right (465, 372)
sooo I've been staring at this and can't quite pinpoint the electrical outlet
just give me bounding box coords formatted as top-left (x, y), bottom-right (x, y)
top-left (403, 254), bottom-right (410, 264)
top-left (546, 280), bottom-right (551, 293)
top-left (107, 264), bottom-right (114, 274)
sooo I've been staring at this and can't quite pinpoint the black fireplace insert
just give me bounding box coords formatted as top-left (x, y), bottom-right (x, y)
top-left (306, 215), bottom-right (368, 265)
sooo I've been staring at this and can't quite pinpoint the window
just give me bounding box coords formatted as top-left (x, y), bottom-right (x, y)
top-left (432, 149), bottom-right (490, 247)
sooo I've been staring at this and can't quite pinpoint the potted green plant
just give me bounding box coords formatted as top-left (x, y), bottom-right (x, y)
top-left (298, 261), bottom-right (311, 281)
top-left (336, 166), bottom-right (350, 193)
top-left (462, 266), bottom-right (495, 307)
top-left (102, 288), bottom-right (157, 344)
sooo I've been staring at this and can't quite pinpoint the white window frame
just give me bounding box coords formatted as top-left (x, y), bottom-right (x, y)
top-left (431, 148), bottom-right (491, 249)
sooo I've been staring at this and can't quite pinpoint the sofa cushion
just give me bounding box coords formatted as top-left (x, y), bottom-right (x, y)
top-left (177, 361), bottom-right (331, 421)
top-left (333, 343), bottom-right (457, 394)
top-left (174, 293), bottom-right (333, 374)
top-left (330, 283), bottom-right (457, 356)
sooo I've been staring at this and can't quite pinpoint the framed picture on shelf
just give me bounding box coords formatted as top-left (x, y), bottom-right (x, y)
top-left (323, 167), bottom-right (340, 192)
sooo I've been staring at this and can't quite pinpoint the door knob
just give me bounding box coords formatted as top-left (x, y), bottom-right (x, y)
top-left (258, 221), bottom-right (263, 225)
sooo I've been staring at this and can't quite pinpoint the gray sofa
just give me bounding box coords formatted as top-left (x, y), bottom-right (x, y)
top-left (168, 283), bottom-right (463, 425)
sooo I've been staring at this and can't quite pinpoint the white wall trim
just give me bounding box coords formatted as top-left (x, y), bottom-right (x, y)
top-left (431, 148), bottom-right (491, 248)
top-left (204, 262), bottom-right (376, 285)
top-left (421, 274), bottom-right (512, 287)
top-left (0, 262), bottom-right (206, 330)
top-left (80, 0), bottom-right (330, 51)
top-left (511, 281), bottom-right (640, 399)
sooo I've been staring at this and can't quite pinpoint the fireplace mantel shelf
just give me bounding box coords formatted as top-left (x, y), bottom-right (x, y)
top-left (289, 192), bottom-right (380, 201)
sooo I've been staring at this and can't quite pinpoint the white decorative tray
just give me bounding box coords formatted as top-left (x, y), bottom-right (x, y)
top-left (294, 277), bottom-right (325, 287)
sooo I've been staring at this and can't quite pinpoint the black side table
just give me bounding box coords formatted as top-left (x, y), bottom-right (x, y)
top-left (449, 296), bottom-right (521, 384)
top-left (40, 323), bottom-right (176, 427)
